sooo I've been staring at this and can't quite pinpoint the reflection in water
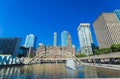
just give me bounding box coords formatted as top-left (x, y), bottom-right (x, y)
top-left (96, 67), bottom-right (120, 78)
top-left (78, 66), bottom-right (85, 78)
top-left (0, 64), bottom-right (120, 79)
top-left (0, 67), bottom-right (21, 79)
top-left (83, 66), bottom-right (98, 78)
top-left (66, 67), bottom-right (77, 78)
top-left (78, 71), bottom-right (84, 78)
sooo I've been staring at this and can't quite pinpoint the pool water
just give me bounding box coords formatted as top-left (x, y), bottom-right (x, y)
top-left (0, 64), bottom-right (120, 79)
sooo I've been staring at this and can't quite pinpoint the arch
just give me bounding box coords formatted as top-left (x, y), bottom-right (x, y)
top-left (26, 50), bottom-right (81, 65)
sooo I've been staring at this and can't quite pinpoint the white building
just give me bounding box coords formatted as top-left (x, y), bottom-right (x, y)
top-left (24, 34), bottom-right (37, 48)
top-left (77, 23), bottom-right (93, 55)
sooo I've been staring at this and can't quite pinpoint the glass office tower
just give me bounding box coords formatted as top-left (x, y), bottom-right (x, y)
top-left (24, 34), bottom-right (37, 48)
top-left (61, 31), bottom-right (72, 47)
top-left (114, 9), bottom-right (120, 21)
top-left (0, 38), bottom-right (21, 56)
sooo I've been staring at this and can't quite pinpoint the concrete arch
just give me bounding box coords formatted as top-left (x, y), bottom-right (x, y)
top-left (26, 50), bottom-right (81, 64)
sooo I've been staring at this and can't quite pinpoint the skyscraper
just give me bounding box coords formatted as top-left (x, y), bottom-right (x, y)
top-left (93, 13), bottom-right (120, 48)
top-left (53, 32), bottom-right (57, 47)
top-left (77, 23), bottom-right (93, 55)
top-left (67, 33), bottom-right (72, 47)
top-left (0, 38), bottom-right (21, 56)
top-left (61, 31), bottom-right (68, 47)
top-left (114, 9), bottom-right (120, 21)
top-left (61, 31), bottom-right (72, 47)
top-left (24, 34), bottom-right (37, 48)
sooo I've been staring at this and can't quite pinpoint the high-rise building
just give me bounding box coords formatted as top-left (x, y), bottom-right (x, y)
top-left (77, 23), bottom-right (93, 55)
top-left (0, 38), bottom-right (21, 56)
top-left (24, 34), bottom-right (37, 48)
top-left (114, 9), bottom-right (120, 21)
top-left (61, 31), bottom-right (72, 47)
top-left (68, 33), bottom-right (72, 47)
top-left (53, 32), bottom-right (57, 47)
top-left (61, 31), bottom-right (68, 47)
top-left (93, 13), bottom-right (120, 48)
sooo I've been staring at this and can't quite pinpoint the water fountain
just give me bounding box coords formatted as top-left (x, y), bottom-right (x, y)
top-left (66, 59), bottom-right (76, 69)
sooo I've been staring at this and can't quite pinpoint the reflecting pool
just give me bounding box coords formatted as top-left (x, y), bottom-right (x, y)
top-left (0, 64), bottom-right (120, 79)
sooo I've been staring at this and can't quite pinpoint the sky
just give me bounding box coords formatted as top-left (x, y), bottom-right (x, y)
top-left (0, 0), bottom-right (120, 50)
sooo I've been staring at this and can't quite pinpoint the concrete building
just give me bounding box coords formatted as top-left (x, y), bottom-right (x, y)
top-left (68, 33), bottom-right (72, 47)
top-left (53, 32), bottom-right (57, 47)
top-left (61, 31), bottom-right (72, 47)
top-left (37, 45), bottom-right (76, 58)
top-left (93, 13), bottom-right (120, 48)
top-left (24, 34), bottom-right (37, 48)
top-left (77, 23), bottom-right (93, 55)
top-left (0, 38), bottom-right (21, 56)
top-left (36, 43), bottom-right (45, 55)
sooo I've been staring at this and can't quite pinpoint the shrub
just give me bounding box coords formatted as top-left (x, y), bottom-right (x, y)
top-left (94, 48), bottom-right (111, 55)
top-left (75, 54), bottom-right (86, 58)
top-left (111, 44), bottom-right (120, 52)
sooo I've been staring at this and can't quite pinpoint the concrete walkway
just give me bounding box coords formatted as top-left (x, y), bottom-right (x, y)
top-left (79, 52), bottom-right (120, 60)
top-left (82, 63), bottom-right (120, 70)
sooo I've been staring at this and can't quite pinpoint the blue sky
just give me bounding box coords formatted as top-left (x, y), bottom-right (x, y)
top-left (0, 0), bottom-right (120, 50)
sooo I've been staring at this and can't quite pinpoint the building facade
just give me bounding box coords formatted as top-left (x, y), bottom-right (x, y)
top-left (0, 38), bottom-right (21, 56)
top-left (36, 43), bottom-right (45, 55)
top-left (24, 34), bottom-right (37, 48)
top-left (114, 9), bottom-right (120, 21)
top-left (93, 13), bottom-right (120, 48)
top-left (36, 45), bottom-right (76, 58)
top-left (53, 32), bottom-right (57, 47)
top-left (67, 33), bottom-right (72, 47)
top-left (77, 23), bottom-right (93, 55)
top-left (61, 31), bottom-right (72, 47)
top-left (18, 46), bottom-right (29, 57)
top-left (18, 46), bottom-right (36, 58)
top-left (61, 31), bottom-right (68, 47)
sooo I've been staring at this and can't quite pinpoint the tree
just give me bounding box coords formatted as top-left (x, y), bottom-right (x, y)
top-left (94, 49), bottom-right (100, 55)
top-left (94, 48), bottom-right (111, 55)
top-left (111, 44), bottom-right (120, 52)
top-left (75, 54), bottom-right (86, 58)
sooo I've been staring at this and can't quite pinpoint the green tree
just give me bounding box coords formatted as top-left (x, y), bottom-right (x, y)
top-left (75, 54), bottom-right (86, 58)
top-left (111, 44), bottom-right (120, 52)
top-left (94, 48), bottom-right (111, 55)
top-left (94, 49), bottom-right (100, 55)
